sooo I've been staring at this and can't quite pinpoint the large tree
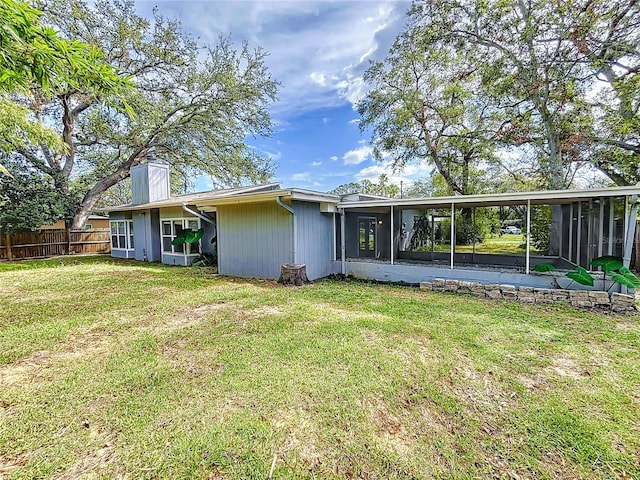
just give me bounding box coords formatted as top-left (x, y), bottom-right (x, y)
top-left (17, 0), bottom-right (278, 228)
top-left (571, 0), bottom-right (640, 185)
top-left (0, 0), bottom-right (129, 178)
top-left (358, 25), bottom-right (498, 196)
top-left (407, 0), bottom-right (638, 188)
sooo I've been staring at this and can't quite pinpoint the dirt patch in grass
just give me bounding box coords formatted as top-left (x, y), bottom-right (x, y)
top-left (247, 306), bottom-right (285, 317)
top-left (366, 397), bottom-right (412, 456)
top-left (160, 340), bottom-right (224, 380)
top-left (52, 425), bottom-right (121, 480)
top-left (547, 357), bottom-right (590, 381)
top-left (0, 331), bottom-right (113, 387)
top-left (271, 407), bottom-right (322, 469)
top-left (168, 303), bottom-right (233, 329)
top-left (0, 452), bottom-right (31, 477)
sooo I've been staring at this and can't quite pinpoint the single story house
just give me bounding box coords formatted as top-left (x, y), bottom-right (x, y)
top-left (107, 161), bottom-right (640, 289)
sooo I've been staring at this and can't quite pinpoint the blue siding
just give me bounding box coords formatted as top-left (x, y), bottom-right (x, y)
top-left (293, 201), bottom-right (334, 280)
top-left (218, 202), bottom-right (293, 279)
top-left (109, 212), bottom-right (128, 221)
top-left (162, 253), bottom-right (191, 266)
top-left (132, 212), bottom-right (148, 261)
top-left (148, 209), bottom-right (161, 261)
top-left (111, 249), bottom-right (134, 259)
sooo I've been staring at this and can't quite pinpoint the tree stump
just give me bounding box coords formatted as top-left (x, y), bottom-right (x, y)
top-left (278, 263), bottom-right (309, 286)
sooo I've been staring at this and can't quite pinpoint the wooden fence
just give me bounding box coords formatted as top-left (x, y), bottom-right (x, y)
top-left (0, 229), bottom-right (111, 261)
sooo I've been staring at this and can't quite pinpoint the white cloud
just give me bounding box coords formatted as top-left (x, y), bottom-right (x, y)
top-left (291, 172), bottom-right (311, 182)
top-left (342, 145), bottom-right (373, 165)
top-left (322, 117), bottom-right (329, 125)
top-left (330, 155), bottom-right (339, 161)
top-left (309, 72), bottom-right (327, 87)
top-left (349, 118), bottom-right (360, 125)
top-left (354, 159), bottom-right (431, 188)
top-left (142, 1), bottom-right (410, 118)
top-left (355, 164), bottom-right (386, 180)
top-left (311, 161), bottom-right (322, 166)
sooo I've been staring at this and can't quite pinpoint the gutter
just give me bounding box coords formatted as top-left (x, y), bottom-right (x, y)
top-left (276, 196), bottom-right (297, 264)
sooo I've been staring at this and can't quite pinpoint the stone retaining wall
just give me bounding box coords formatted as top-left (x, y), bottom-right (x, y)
top-left (419, 279), bottom-right (637, 313)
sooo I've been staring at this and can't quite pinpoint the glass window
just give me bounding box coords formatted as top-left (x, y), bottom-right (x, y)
top-left (128, 221), bottom-right (134, 249)
top-left (110, 220), bottom-right (132, 250)
top-left (161, 218), bottom-right (201, 255)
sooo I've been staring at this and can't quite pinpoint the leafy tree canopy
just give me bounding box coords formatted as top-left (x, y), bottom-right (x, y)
top-left (362, 0), bottom-right (639, 190)
top-left (0, 0), bottom-right (131, 179)
top-left (331, 174), bottom-right (400, 198)
top-left (0, 157), bottom-right (75, 233)
top-left (13, 0), bottom-right (278, 228)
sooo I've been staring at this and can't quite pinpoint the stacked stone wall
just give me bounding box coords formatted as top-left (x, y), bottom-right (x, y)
top-left (419, 279), bottom-right (636, 313)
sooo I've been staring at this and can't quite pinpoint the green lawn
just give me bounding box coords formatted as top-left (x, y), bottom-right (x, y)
top-left (1, 256), bottom-right (638, 479)
top-left (438, 234), bottom-right (539, 255)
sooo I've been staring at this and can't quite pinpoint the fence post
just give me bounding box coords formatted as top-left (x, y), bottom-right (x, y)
top-left (5, 233), bottom-right (12, 261)
top-left (66, 228), bottom-right (71, 255)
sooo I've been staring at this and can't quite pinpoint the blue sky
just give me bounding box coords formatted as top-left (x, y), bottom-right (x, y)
top-left (135, 0), bottom-right (431, 193)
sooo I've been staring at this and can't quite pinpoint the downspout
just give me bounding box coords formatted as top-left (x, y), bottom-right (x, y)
top-left (182, 203), bottom-right (215, 225)
top-left (276, 196), bottom-right (297, 264)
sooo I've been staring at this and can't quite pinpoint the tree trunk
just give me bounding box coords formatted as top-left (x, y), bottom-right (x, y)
top-left (278, 263), bottom-right (309, 286)
top-left (71, 151), bottom-right (147, 228)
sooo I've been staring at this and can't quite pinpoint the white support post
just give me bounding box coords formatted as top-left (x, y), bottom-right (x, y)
top-left (598, 198), bottom-right (604, 258)
top-left (608, 199), bottom-right (615, 255)
top-left (623, 196), bottom-right (638, 268)
top-left (587, 199), bottom-right (593, 266)
top-left (577, 202), bottom-right (582, 266)
top-left (390, 206), bottom-right (394, 265)
top-left (472, 207), bottom-right (476, 261)
top-left (568, 203), bottom-right (573, 263)
top-left (332, 212), bottom-right (337, 261)
top-left (624, 196), bottom-right (629, 250)
top-left (431, 210), bottom-right (435, 260)
top-left (450, 203), bottom-right (455, 269)
top-left (340, 209), bottom-right (346, 275)
top-left (558, 204), bottom-right (563, 259)
top-left (526, 199), bottom-right (531, 274)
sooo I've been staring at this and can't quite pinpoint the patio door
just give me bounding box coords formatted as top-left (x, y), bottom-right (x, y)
top-left (358, 217), bottom-right (377, 258)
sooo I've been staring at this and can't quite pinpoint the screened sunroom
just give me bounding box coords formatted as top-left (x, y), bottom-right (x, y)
top-left (335, 186), bottom-right (640, 289)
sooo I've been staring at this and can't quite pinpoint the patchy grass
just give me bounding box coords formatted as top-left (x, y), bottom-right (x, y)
top-left (1, 256), bottom-right (639, 479)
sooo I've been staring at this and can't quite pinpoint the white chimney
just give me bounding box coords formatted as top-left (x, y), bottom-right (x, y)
top-left (130, 159), bottom-right (170, 205)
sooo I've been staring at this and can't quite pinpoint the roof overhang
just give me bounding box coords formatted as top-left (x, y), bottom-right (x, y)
top-left (195, 188), bottom-right (340, 212)
top-left (106, 188), bottom-right (341, 213)
top-left (338, 186), bottom-right (640, 209)
top-left (104, 183), bottom-right (284, 212)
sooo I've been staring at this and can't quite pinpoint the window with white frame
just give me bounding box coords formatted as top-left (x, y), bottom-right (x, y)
top-left (161, 218), bottom-right (200, 255)
top-left (110, 220), bottom-right (134, 250)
